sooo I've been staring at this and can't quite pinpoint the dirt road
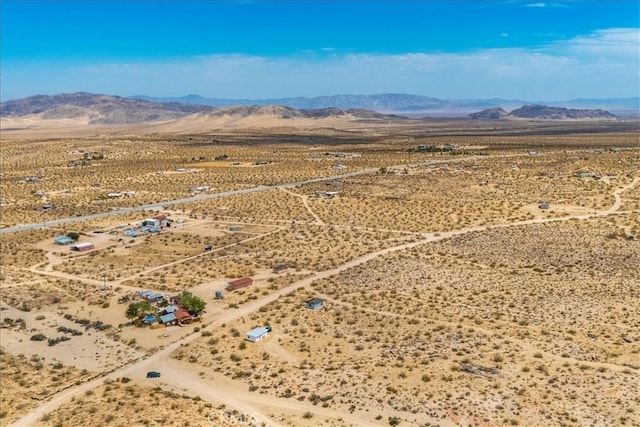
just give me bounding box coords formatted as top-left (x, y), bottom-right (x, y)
top-left (9, 176), bottom-right (639, 427)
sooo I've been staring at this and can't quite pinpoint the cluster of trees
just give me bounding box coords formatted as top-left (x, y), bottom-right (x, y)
top-left (178, 291), bottom-right (206, 315)
top-left (125, 291), bottom-right (206, 326)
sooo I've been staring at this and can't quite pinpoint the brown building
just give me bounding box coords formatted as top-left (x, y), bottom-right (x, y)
top-left (227, 277), bottom-right (253, 291)
top-left (272, 264), bottom-right (288, 274)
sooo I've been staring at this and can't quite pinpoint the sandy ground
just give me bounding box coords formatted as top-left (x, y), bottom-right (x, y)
top-left (1, 123), bottom-right (638, 426)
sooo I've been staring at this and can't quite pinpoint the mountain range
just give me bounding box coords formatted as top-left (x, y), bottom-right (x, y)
top-left (0, 93), bottom-right (634, 130)
top-left (469, 105), bottom-right (619, 120)
top-left (131, 93), bottom-right (639, 118)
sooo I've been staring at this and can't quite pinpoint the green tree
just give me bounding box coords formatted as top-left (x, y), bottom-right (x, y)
top-left (125, 301), bottom-right (152, 321)
top-left (66, 232), bottom-right (80, 241)
top-left (178, 291), bottom-right (206, 316)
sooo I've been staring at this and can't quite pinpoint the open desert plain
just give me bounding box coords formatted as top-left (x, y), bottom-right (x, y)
top-left (1, 110), bottom-right (639, 427)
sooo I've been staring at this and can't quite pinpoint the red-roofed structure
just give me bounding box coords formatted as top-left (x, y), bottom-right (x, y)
top-left (227, 277), bottom-right (253, 291)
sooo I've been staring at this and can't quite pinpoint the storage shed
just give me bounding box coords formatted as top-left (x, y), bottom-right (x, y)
top-left (227, 277), bottom-right (253, 291)
top-left (70, 242), bottom-right (94, 251)
top-left (305, 298), bottom-right (324, 310)
top-left (272, 264), bottom-right (288, 274)
top-left (246, 327), bottom-right (269, 343)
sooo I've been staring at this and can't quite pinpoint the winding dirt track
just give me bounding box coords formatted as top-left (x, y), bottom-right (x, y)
top-left (9, 177), bottom-right (639, 427)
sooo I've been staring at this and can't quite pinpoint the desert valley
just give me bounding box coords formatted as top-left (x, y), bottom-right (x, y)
top-left (0, 95), bottom-right (639, 427)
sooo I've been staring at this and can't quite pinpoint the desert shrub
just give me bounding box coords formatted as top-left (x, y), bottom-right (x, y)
top-left (31, 333), bottom-right (47, 341)
top-left (47, 336), bottom-right (71, 346)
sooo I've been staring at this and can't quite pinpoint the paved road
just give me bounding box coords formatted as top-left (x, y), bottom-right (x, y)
top-left (1, 152), bottom-right (532, 235)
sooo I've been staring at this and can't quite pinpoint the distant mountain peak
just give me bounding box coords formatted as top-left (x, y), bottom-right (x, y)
top-left (468, 107), bottom-right (509, 120)
top-left (469, 104), bottom-right (619, 120)
top-left (0, 92), bottom-right (210, 124)
top-left (509, 104), bottom-right (618, 120)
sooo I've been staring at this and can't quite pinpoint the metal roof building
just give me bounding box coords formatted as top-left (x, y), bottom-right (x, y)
top-left (246, 327), bottom-right (269, 343)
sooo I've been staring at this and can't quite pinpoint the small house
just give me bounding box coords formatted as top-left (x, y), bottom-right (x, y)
top-left (70, 242), bottom-right (94, 252)
top-left (305, 298), bottom-right (324, 310)
top-left (147, 293), bottom-right (164, 303)
top-left (272, 264), bottom-right (288, 274)
top-left (142, 218), bottom-right (160, 228)
top-left (54, 235), bottom-right (74, 245)
top-left (138, 290), bottom-right (154, 300)
top-left (246, 326), bottom-right (269, 343)
top-left (227, 277), bottom-right (253, 291)
top-left (153, 214), bottom-right (169, 226)
top-left (174, 309), bottom-right (194, 324)
top-left (159, 313), bottom-right (177, 326)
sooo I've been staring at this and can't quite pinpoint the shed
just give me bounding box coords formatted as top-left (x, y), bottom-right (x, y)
top-left (246, 327), bottom-right (269, 343)
top-left (54, 235), bottom-right (74, 245)
top-left (227, 277), bottom-right (253, 291)
top-left (305, 298), bottom-right (324, 310)
top-left (214, 290), bottom-right (224, 299)
top-left (272, 264), bottom-right (288, 274)
top-left (70, 242), bottom-right (94, 251)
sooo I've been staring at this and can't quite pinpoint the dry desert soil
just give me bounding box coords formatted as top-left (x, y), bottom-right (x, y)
top-left (1, 117), bottom-right (639, 427)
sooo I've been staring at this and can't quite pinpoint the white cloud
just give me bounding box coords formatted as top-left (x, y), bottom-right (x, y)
top-left (1, 28), bottom-right (638, 101)
top-left (523, 2), bottom-right (569, 8)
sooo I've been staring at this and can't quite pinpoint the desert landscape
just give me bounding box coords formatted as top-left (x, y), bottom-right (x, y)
top-left (0, 105), bottom-right (639, 427)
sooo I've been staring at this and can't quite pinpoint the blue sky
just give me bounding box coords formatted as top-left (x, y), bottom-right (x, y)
top-left (1, 1), bottom-right (639, 101)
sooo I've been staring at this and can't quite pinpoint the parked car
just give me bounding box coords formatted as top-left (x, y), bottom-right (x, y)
top-left (146, 371), bottom-right (161, 378)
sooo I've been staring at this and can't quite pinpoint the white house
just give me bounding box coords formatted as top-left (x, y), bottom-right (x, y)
top-left (246, 327), bottom-right (269, 343)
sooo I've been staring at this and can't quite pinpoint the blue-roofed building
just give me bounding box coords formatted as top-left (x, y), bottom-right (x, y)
top-left (147, 293), bottom-right (163, 302)
top-left (159, 313), bottom-right (177, 325)
top-left (246, 326), bottom-right (269, 343)
top-left (305, 298), bottom-right (324, 310)
top-left (164, 305), bottom-right (178, 314)
top-left (54, 235), bottom-right (74, 245)
top-left (138, 290), bottom-right (154, 299)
